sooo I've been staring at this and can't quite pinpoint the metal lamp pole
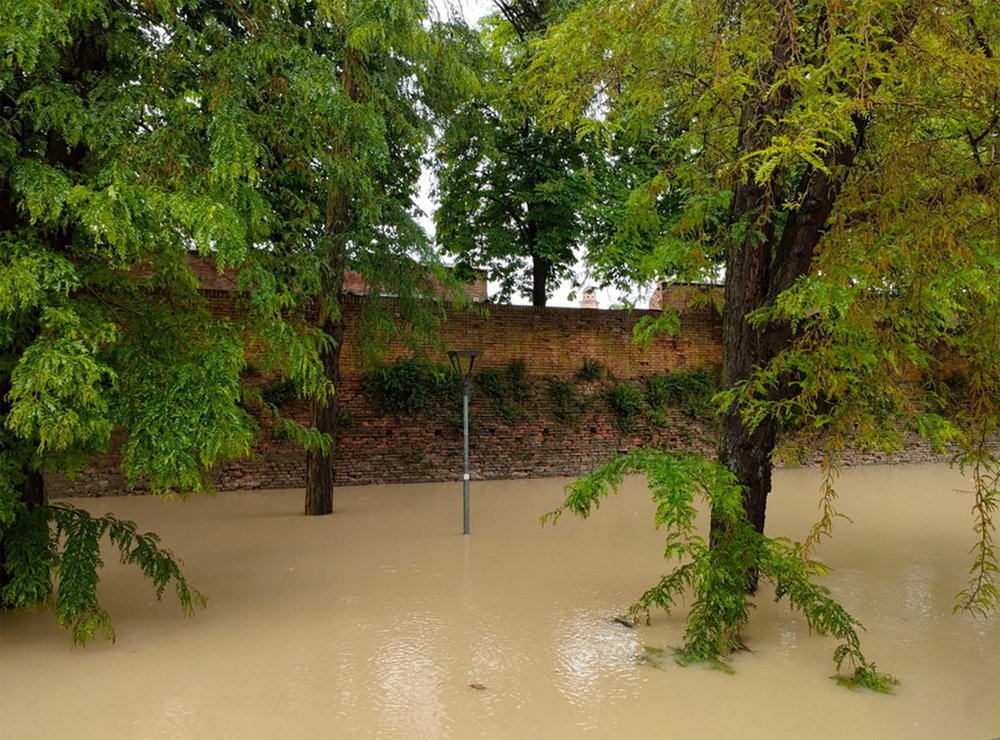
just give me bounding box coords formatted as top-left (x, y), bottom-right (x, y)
top-left (448, 350), bottom-right (482, 535)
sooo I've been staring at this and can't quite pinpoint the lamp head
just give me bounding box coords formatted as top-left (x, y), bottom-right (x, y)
top-left (448, 350), bottom-right (482, 392)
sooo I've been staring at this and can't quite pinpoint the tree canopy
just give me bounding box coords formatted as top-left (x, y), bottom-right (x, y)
top-left (435, 1), bottom-right (674, 306)
top-left (3, 0), bottom-right (997, 673)
top-left (0, 0), bottom-right (473, 637)
top-left (532, 0), bottom-right (1000, 685)
top-left (433, 5), bottom-right (592, 306)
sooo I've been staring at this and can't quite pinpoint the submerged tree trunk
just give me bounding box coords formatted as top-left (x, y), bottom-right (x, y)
top-left (304, 188), bottom-right (348, 517)
top-left (304, 49), bottom-right (360, 517)
top-left (712, 5), bottom-right (876, 548)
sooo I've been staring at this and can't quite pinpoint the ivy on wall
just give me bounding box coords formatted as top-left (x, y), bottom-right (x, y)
top-left (365, 358), bottom-right (459, 416)
top-left (363, 357), bottom-right (721, 433)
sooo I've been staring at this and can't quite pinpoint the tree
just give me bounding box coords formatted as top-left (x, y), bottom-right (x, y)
top-left (436, 0), bottom-right (681, 306)
top-left (278, 0), bottom-right (476, 515)
top-left (434, 2), bottom-right (600, 306)
top-left (532, 0), bottom-right (1000, 685)
top-left (2, 0), bottom-right (478, 639)
top-left (0, 0), bottom-right (303, 641)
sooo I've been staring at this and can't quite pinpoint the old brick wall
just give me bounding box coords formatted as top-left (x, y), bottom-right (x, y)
top-left (44, 292), bottom-right (981, 498)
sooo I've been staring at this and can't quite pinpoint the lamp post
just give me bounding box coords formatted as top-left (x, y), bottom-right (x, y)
top-left (448, 350), bottom-right (482, 535)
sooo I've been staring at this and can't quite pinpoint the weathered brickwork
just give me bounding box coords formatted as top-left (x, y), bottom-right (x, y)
top-left (45, 292), bottom-right (985, 498)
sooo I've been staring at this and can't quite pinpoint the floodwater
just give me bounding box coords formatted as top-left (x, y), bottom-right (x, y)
top-left (1, 464), bottom-right (997, 740)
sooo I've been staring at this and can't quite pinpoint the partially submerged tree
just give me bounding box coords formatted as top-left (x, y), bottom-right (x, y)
top-left (280, 0), bottom-right (477, 515)
top-left (0, 0), bottom-right (299, 641)
top-left (2, 0), bottom-right (478, 639)
top-left (532, 0), bottom-right (1000, 685)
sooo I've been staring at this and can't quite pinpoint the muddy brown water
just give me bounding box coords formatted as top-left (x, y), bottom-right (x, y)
top-left (1, 463), bottom-right (997, 740)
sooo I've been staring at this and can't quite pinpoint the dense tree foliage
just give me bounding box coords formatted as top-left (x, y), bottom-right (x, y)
top-left (0, 0), bottom-right (471, 639)
top-left (283, 0), bottom-right (476, 515)
top-left (532, 0), bottom-right (999, 684)
top-left (435, 0), bottom-right (671, 306)
top-left (434, 3), bottom-right (592, 306)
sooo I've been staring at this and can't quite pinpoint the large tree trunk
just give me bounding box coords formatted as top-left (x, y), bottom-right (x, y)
top-left (718, 230), bottom-right (780, 536)
top-left (304, 48), bottom-right (360, 517)
top-left (531, 252), bottom-right (551, 307)
top-left (712, 3), bottom-right (864, 544)
top-left (715, 117), bottom-right (871, 540)
top-left (304, 188), bottom-right (348, 516)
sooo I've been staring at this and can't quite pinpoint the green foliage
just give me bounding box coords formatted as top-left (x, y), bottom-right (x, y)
top-left (633, 311), bottom-right (682, 351)
top-left (532, 0), bottom-right (999, 615)
top-left (954, 450), bottom-right (1000, 617)
top-left (365, 358), bottom-right (456, 416)
top-left (0, 0), bottom-right (480, 633)
top-left (477, 368), bottom-right (507, 399)
top-left (547, 378), bottom-right (584, 424)
top-left (543, 450), bottom-right (897, 691)
top-left (434, 6), bottom-right (594, 305)
top-left (647, 370), bottom-right (719, 421)
top-left (506, 359), bottom-right (531, 400)
top-left (606, 383), bottom-right (646, 431)
top-left (2, 504), bottom-right (205, 646)
top-left (475, 361), bottom-right (532, 423)
top-left (577, 357), bottom-right (603, 381)
top-left (261, 378), bottom-right (298, 410)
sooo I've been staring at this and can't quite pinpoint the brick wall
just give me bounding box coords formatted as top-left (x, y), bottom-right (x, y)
top-left (337, 297), bottom-right (723, 379)
top-left (44, 292), bottom-right (984, 498)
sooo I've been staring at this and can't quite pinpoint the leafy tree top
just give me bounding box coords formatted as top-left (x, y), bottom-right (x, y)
top-left (529, 0), bottom-right (999, 612)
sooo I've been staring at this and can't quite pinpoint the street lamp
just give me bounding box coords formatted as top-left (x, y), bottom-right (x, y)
top-left (448, 350), bottom-right (482, 535)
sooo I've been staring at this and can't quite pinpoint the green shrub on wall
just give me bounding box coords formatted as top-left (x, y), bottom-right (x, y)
top-left (365, 358), bottom-right (457, 416)
top-left (476, 360), bottom-right (531, 424)
top-left (647, 370), bottom-right (719, 420)
top-left (577, 358), bottom-right (603, 381)
top-left (261, 377), bottom-right (298, 409)
top-left (548, 378), bottom-right (585, 424)
top-left (607, 383), bottom-right (646, 431)
top-left (477, 367), bottom-right (506, 399)
top-left (506, 359), bottom-right (531, 400)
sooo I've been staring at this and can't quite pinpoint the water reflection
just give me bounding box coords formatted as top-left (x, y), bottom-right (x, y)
top-left (553, 608), bottom-right (645, 730)
top-left (369, 613), bottom-right (450, 740)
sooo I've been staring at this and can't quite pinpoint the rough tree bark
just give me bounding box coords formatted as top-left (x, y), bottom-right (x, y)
top-left (304, 51), bottom-right (360, 516)
top-left (531, 251), bottom-right (552, 307)
top-left (714, 4), bottom-right (883, 543)
top-left (304, 185), bottom-right (349, 516)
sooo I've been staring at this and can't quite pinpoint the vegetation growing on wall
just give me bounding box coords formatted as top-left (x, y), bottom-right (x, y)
top-left (577, 357), bottom-right (603, 381)
top-left (477, 360), bottom-right (533, 423)
top-left (547, 378), bottom-right (585, 424)
top-left (606, 383), bottom-right (646, 432)
top-left (365, 359), bottom-right (457, 417)
top-left (505, 359), bottom-right (532, 400)
top-left (260, 378), bottom-right (299, 411)
top-left (646, 370), bottom-right (719, 421)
